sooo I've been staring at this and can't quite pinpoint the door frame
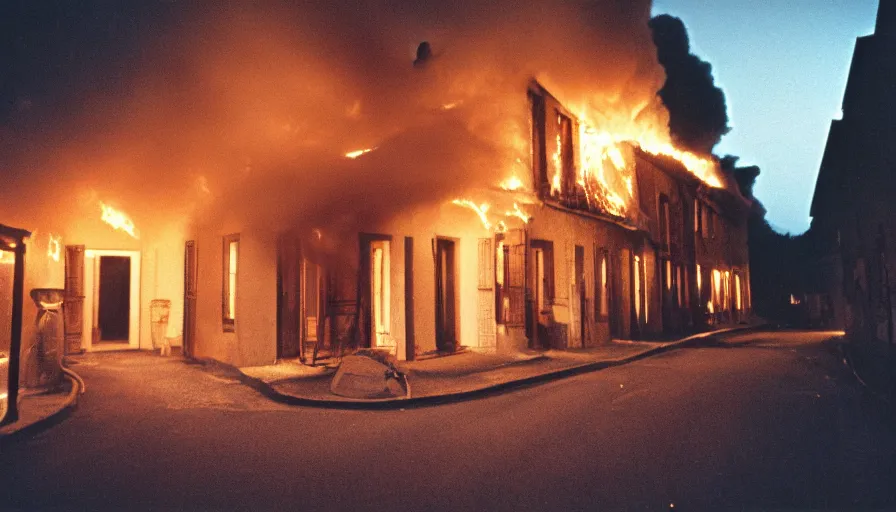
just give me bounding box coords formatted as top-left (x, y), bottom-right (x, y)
top-left (183, 241), bottom-right (197, 358)
top-left (276, 235), bottom-right (303, 360)
top-left (82, 249), bottom-right (141, 351)
top-left (434, 237), bottom-right (459, 352)
top-left (575, 244), bottom-right (586, 348)
top-left (359, 233), bottom-right (393, 350)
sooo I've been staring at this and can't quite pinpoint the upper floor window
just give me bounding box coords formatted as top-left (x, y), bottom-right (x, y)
top-left (557, 112), bottom-right (576, 198)
top-left (222, 233), bottom-right (239, 332)
top-left (595, 247), bottom-right (610, 320)
top-left (529, 91), bottom-right (548, 198)
top-left (694, 199), bottom-right (702, 234)
top-left (659, 194), bottom-right (671, 252)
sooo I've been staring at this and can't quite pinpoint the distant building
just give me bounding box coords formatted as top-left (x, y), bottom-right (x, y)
top-left (811, 0), bottom-right (896, 390)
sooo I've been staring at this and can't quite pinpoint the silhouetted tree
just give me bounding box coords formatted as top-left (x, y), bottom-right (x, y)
top-left (649, 14), bottom-right (730, 154)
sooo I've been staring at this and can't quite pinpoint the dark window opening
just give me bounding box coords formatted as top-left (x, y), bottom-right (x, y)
top-left (659, 194), bottom-right (671, 253)
top-left (558, 112), bottom-right (576, 202)
top-left (529, 91), bottom-right (548, 198)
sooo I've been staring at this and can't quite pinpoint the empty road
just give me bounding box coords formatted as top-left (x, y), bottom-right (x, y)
top-left (2, 330), bottom-right (895, 511)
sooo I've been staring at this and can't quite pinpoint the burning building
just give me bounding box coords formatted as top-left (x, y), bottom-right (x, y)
top-left (1, 1), bottom-right (752, 370)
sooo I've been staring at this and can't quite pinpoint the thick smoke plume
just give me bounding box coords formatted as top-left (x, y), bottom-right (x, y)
top-left (2, 1), bottom-right (671, 241)
top-left (649, 14), bottom-right (730, 155)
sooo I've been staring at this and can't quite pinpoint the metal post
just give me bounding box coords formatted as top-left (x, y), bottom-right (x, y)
top-left (2, 241), bottom-right (26, 425)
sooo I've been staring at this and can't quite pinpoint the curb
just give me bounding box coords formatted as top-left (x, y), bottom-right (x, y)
top-left (217, 324), bottom-right (763, 410)
top-left (0, 367), bottom-right (85, 446)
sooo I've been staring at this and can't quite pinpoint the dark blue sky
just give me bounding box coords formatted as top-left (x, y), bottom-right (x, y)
top-left (653, 0), bottom-right (878, 234)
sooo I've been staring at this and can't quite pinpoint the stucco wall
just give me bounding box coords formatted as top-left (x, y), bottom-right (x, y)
top-left (191, 220), bottom-right (277, 367)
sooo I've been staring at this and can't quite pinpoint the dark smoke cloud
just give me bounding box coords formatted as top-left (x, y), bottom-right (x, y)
top-left (720, 155), bottom-right (760, 199)
top-left (649, 14), bottom-right (730, 155)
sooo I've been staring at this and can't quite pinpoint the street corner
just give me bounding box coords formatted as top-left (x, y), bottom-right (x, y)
top-left (0, 369), bottom-right (83, 444)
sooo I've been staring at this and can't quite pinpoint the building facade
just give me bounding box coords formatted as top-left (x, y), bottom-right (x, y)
top-left (811, 0), bottom-right (896, 391)
top-left (185, 82), bottom-right (753, 367)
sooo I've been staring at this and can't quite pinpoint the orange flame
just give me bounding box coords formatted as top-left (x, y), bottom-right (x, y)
top-left (505, 203), bottom-right (530, 224)
top-left (345, 148), bottom-right (375, 159)
top-left (100, 202), bottom-right (138, 238)
top-left (452, 199), bottom-right (491, 230)
top-left (47, 234), bottom-right (62, 262)
top-left (0, 250), bottom-right (13, 265)
top-left (500, 176), bottom-right (524, 191)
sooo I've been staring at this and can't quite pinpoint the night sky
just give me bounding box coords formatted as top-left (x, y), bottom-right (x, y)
top-left (653, 0), bottom-right (879, 234)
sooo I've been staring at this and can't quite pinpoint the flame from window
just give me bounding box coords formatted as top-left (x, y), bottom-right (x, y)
top-left (0, 250), bottom-right (13, 265)
top-left (550, 133), bottom-right (563, 196)
top-left (100, 202), bottom-right (139, 239)
top-left (47, 234), bottom-right (62, 262)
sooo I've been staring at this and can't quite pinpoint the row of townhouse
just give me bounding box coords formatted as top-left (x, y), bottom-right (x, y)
top-left (185, 82), bottom-right (754, 367)
top-left (1, 83), bottom-right (754, 372)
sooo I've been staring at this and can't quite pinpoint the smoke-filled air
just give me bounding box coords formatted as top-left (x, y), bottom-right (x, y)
top-left (1, 0), bottom-right (705, 241)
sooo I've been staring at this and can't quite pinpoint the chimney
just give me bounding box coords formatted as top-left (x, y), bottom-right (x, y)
top-left (876, 0), bottom-right (896, 35)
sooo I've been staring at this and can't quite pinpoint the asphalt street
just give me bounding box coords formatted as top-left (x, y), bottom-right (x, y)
top-left (2, 330), bottom-right (894, 511)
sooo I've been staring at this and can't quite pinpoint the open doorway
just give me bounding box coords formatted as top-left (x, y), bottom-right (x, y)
top-left (97, 256), bottom-right (130, 342)
top-left (78, 250), bottom-right (141, 351)
top-left (359, 234), bottom-right (392, 352)
top-left (435, 238), bottom-right (457, 352)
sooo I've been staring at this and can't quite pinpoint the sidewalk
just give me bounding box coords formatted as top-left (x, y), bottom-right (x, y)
top-left (0, 372), bottom-right (83, 443)
top-left (235, 324), bottom-right (761, 408)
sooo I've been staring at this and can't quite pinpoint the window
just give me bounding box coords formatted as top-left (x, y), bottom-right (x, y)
top-left (696, 264), bottom-right (702, 298)
top-left (724, 271), bottom-right (731, 312)
top-left (531, 240), bottom-right (555, 313)
top-left (694, 199), bottom-right (702, 234)
top-left (659, 194), bottom-right (671, 252)
top-left (496, 232), bottom-right (527, 326)
top-left (676, 265), bottom-right (683, 308)
top-left (634, 254), bottom-right (643, 322)
top-left (222, 234), bottom-right (239, 332)
top-left (595, 247), bottom-right (610, 320)
top-left (304, 258), bottom-right (321, 341)
top-left (712, 269), bottom-right (722, 312)
top-left (557, 112), bottom-right (576, 198)
top-left (529, 91), bottom-right (548, 197)
top-left (535, 248), bottom-right (546, 312)
top-left (495, 238), bottom-right (508, 324)
top-left (370, 240), bottom-right (391, 347)
top-left (735, 273), bottom-right (743, 311)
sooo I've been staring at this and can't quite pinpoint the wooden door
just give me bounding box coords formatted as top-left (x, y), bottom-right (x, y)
top-left (435, 239), bottom-right (457, 352)
top-left (277, 235), bottom-right (302, 359)
top-left (183, 241), bottom-right (197, 358)
top-left (63, 245), bottom-right (85, 354)
top-left (575, 245), bottom-right (586, 347)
